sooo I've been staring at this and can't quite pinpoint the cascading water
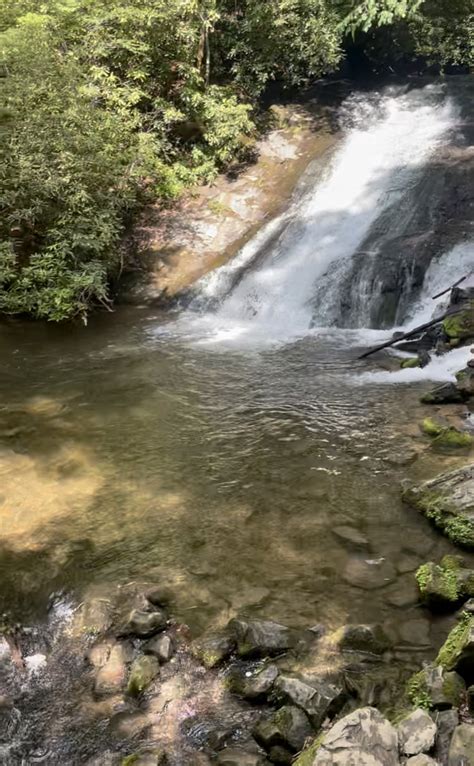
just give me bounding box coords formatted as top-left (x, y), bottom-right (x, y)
top-left (174, 82), bottom-right (470, 346)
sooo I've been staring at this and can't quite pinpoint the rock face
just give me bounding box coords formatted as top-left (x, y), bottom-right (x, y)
top-left (403, 464), bottom-right (474, 548)
top-left (313, 707), bottom-right (399, 766)
top-left (397, 709), bottom-right (437, 756)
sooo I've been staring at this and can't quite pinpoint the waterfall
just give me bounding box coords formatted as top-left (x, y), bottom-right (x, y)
top-left (176, 82), bottom-right (468, 346)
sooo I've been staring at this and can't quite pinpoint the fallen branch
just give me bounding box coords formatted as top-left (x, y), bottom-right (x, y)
top-left (358, 306), bottom-right (462, 360)
top-left (432, 273), bottom-right (471, 300)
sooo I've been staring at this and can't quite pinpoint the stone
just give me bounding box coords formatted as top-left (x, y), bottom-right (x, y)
top-left (397, 553), bottom-right (420, 574)
top-left (94, 643), bottom-right (130, 696)
top-left (227, 663), bottom-right (279, 700)
top-left (386, 576), bottom-right (420, 608)
top-left (406, 757), bottom-right (439, 766)
top-left (267, 745), bottom-right (292, 765)
top-left (436, 614), bottom-right (474, 683)
top-left (144, 634), bottom-right (174, 663)
top-left (216, 749), bottom-right (268, 766)
top-left (398, 619), bottom-right (431, 647)
top-left (122, 750), bottom-right (168, 766)
top-left (228, 619), bottom-right (293, 658)
top-left (191, 631), bottom-right (235, 669)
top-left (343, 557), bottom-right (396, 589)
top-left (402, 465), bottom-right (474, 549)
top-left (397, 708), bottom-right (437, 756)
top-left (336, 624), bottom-right (390, 655)
top-left (145, 586), bottom-right (175, 607)
top-left (126, 655), bottom-right (160, 696)
top-left (431, 428), bottom-right (474, 454)
top-left (253, 705), bottom-right (313, 754)
top-left (443, 303), bottom-right (474, 341)
top-left (121, 608), bottom-right (167, 638)
top-left (408, 665), bottom-right (465, 710)
top-left (448, 723), bottom-right (474, 765)
top-left (420, 383), bottom-right (466, 405)
top-left (313, 707), bottom-right (399, 766)
top-left (78, 596), bottom-right (114, 635)
top-left (415, 560), bottom-right (462, 609)
top-left (275, 673), bottom-right (347, 728)
top-left (434, 709), bottom-right (459, 765)
top-left (332, 526), bottom-right (369, 548)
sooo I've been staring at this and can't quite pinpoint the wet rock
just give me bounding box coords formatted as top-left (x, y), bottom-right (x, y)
top-left (275, 673), bottom-right (347, 728)
top-left (336, 623), bottom-right (390, 655)
top-left (126, 654), bottom-right (160, 696)
top-left (144, 634), bottom-right (174, 663)
top-left (231, 586), bottom-right (271, 611)
top-left (402, 465), bottom-right (474, 549)
top-left (94, 642), bottom-right (131, 696)
top-left (0, 637), bottom-right (12, 669)
top-left (110, 710), bottom-right (150, 739)
top-left (332, 526), bottom-right (369, 549)
top-left (468, 684), bottom-right (474, 713)
top-left (77, 596), bottom-right (114, 635)
top-left (397, 553), bottom-right (420, 574)
top-left (122, 749), bottom-right (168, 765)
top-left (313, 707), bottom-right (399, 766)
top-left (253, 705), bottom-right (313, 754)
top-left (229, 619), bottom-right (293, 658)
top-left (415, 558), bottom-right (464, 610)
top-left (227, 663), bottom-right (279, 700)
top-left (434, 709), bottom-right (459, 765)
top-left (431, 428), bottom-right (474, 454)
top-left (397, 708), bottom-right (437, 756)
top-left (191, 631), bottom-right (235, 669)
top-left (84, 752), bottom-right (121, 766)
top-left (121, 608), bottom-right (167, 638)
top-left (386, 576), bottom-right (420, 608)
top-left (216, 749), bottom-right (268, 766)
top-left (343, 557), bottom-right (396, 589)
top-left (448, 723), bottom-right (474, 765)
top-left (189, 755), bottom-right (213, 766)
top-left (421, 383), bottom-right (467, 405)
top-left (405, 756), bottom-right (439, 766)
top-left (268, 745), bottom-right (293, 765)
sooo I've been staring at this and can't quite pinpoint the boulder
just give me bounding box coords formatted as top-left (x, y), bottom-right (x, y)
top-left (407, 664), bottom-right (465, 710)
top-left (144, 634), bottom-right (174, 664)
top-left (402, 465), bottom-right (474, 549)
top-left (253, 705), bottom-right (313, 754)
top-left (443, 303), bottom-right (474, 342)
top-left (336, 624), bottom-right (390, 655)
top-left (313, 707), bottom-right (399, 766)
top-left (120, 608), bottom-right (167, 638)
top-left (227, 663), bottom-right (279, 700)
top-left (228, 619), bottom-right (293, 658)
top-left (267, 745), bottom-right (293, 765)
top-left (275, 673), bottom-right (347, 728)
top-left (397, 708), bottom-right (437, 756)
top-left (216, 749), bottom-right (268, 766)
top-left (126, 655), bottom-right (160, 696)
top-left (415, 558), bottom-right (464, 609)
top-left (191, 631), bottom-right (235, 669)
top-left (448, 723), bottom-right (474, 765)
top-left (405, 757), bottom-right (439, 766)
top-left (420, 383), bottom-right (466, 405)
top-left (434, 709), bottom-right (459, 765)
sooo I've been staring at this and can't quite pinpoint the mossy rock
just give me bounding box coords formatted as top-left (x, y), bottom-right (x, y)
top-left (443, 304), bottom-right (474, 341)
top-left (292, 735), bottom-right (325, 766)
top-left (431, 428), bottom-right (474, 453)
top-left (420, 418), bottom-right (445, 437)
top-left (436, 612), bottom-right (474, 683)
top-left (401, 357), bottom-right (422, 369)
top-left (126, 655), bottom-right (159, 696)
top-left (402, 465), bottom-right (474, 549)
top-left (407, 663), bottom-right (465, 710)
top-left (415, 560), bottom-right (461, 608)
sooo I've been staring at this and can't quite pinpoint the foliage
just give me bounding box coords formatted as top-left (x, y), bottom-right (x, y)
top-left (1, 0), bottom-right (472, 320)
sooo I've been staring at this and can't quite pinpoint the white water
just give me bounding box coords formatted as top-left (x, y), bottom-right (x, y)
top-left (174, 84), bottom-right (459, 347)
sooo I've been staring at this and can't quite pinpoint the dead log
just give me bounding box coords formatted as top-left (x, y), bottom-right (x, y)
top-left (432, 273), bottom-right (471, 300)
top-left (358, 306), bottom-right (462, 360)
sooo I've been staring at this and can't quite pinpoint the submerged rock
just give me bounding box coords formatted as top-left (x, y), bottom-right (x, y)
top-left (332, 526), bottom-right (369, 549)
top-left (343, 557), bottom-right (396, 589)
top-left (144, 634), bottom-right (174, 664)
top-left (126, 655), bottom-right (160, 696)
top-left (402, 465), bottom-right (474, 549)
top-left (397, 708), bottom-right (437, 756)
top-left (229, 619), bottom-right (293, 658)
top-left (216, 749), bottom-right (269, 766)
top-left (253, 704), bottom-right (313, 754)
top-left (335, 623), bottom-right (390, 655)
top-left (313, 707), bottom-right (399, 766)
top-left (121, 608), bottom-right (167, 638)
top-left (420, 383), bottom-right (466, 405)
top-left (122, 749), bottom-right (168, 766)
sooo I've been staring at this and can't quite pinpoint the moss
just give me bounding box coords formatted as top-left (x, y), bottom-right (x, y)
top-left (406, 670), bottom-right (432, 709)
top-left (432, 428), bottom-right (474, 452)
top-left (436, 612), bottom-right (472, 670)
top-left (404, 488), bottom-right (474, 549)
top-left (208, 199), bottom-right (231, 216)
top-left (442, 671), bottom-right (465, 706)
top-left (415, 561), bottom-right (460, 603)
top-left (421, 417), bottom-right (445, 436)
top-left (126, 655), bottom-right (159, 696)
top-left (293, 734), bottom-right (325, 766)
top-left (401, 357), bottom-right (421, 369)
top-left (122, 757), bottom-right (139, 766)
top-left (443, 305), bottom-right (474, 340)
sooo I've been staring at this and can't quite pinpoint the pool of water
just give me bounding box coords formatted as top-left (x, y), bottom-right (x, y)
top-left (0, 308), bottom-right (469, 649)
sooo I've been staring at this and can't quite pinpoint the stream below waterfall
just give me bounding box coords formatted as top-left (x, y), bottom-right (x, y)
top-left (0, 77), bottom-right (473, 764)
